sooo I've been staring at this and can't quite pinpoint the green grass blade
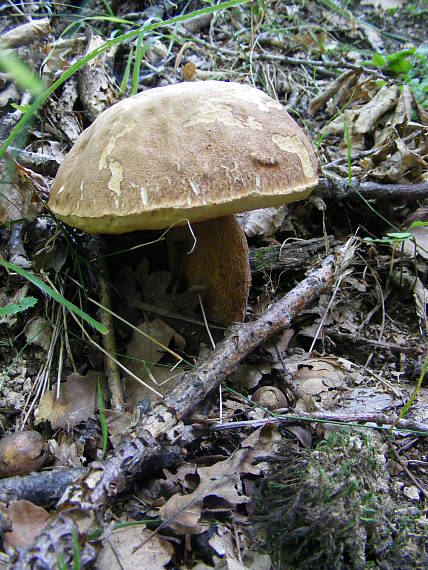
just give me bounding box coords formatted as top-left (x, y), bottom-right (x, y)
top-left (0, 0), bottom-right (250, 159)
top-left (0, 48), bottom-right (45, 95)
top-left (1, 259), bottom-right (107, 335)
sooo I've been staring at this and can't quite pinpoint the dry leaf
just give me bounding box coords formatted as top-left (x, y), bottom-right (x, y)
top-left (126, 365), bottom-right (184, 408)
top-left (25, 317), bottom-right (52, 351)
top-left (354, 85), bottom-right (398, 135)
top-left (125, 319), bottom-right (184, 378)
top-left (159, 449), bottom-right (250, 535)
top-left (295, 357), bottom-right (347, 396)
top-left (35, 370), bottom-right (106, 430)
top-left (229, 364), bottom-right (263, 389)
top-left (236, 206), bottom-right (288, 237)
top-left (0, 500), bottom-right (48, 550)
top-left (240, 425), bottom-right (282, 476)
top-left (96, 524), bottom-right (174, 569)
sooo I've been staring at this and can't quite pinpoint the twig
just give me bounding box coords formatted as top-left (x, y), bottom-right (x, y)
top-left (12, 254), bottom-right (335, 569)
top-left (208, 412), bottom-right (428, 436)
top-left (257, 52), bottom-right (384, 78)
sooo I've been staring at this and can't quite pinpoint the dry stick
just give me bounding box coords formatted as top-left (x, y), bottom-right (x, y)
top-left (12, 254), bottom-right (335, 569)
top-left (209, 412), bottom-right (428, 435)
top-left (315, 177), bottom-right (428, 202)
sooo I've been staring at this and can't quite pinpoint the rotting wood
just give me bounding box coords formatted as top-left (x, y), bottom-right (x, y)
top-left (11, 253), bottom-right (335, 569)
top-left (249, 236), bottom-right (334, 273)
top-left (315, 178), bottom-right (428, 202)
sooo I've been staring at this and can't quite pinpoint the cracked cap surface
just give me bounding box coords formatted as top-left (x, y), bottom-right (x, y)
top-left (49, 81), bottom-right (319, 233)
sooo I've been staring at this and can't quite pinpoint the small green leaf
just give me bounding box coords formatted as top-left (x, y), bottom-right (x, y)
top-left (409, 221), bottom-right (428, 229)
top-left (372, 53), bottom-right (386, 68)
top-left (388, 58), bottom-right (413, 74)
top-left (0, 296), bottom-right (37, 317)
top-left (386, 232), bottom-right (412, 241)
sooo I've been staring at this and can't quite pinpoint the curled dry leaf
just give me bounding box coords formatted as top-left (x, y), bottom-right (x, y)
top-left (294, 357), bottom-right (347, 396)
top-left (308, 69), bottom-right (359, 116)
top-left (35, 370), bottom-right (106, 430)
top-left (0, 500), bottom-right (49, 550)
top-left (354, 85), bottom-right (398, 135)
top-left (0, 431), bottom-right (48, 478)
top-left (96, 524), bottom-right (174, 570)
top-left (159, 448), bottom-right (250, 536)
top-left (236, 205), bottom-right (288, 237)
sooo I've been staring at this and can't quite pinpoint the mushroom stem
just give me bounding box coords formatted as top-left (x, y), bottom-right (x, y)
top-left (99, 274), bottom-right (124, 411)
top-left (169, 215), bottom-right (251, 323)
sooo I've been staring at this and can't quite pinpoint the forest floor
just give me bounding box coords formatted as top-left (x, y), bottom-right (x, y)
top-left (0, 1), bottom-right (427, 568)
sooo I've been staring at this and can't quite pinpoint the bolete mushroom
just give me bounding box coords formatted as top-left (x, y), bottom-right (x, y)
top-left (49, 81), bottom-right (318, 323)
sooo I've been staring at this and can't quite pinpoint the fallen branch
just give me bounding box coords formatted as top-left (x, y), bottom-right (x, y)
top-left (249, 236), bottom-right (334, 273)
top-left (12, 253), bottom-right (335, 569)
top-left (315, 177), bottom-right (428, 202)
top-left (0, 468), bottom-right (86, 508)
top-left (209, 411), bottom-right (428, 436)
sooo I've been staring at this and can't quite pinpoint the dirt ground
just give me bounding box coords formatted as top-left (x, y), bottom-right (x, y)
top-left (0, 1), bottom-right (426, 568)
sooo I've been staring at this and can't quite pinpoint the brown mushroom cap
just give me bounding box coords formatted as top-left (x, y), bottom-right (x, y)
top-left (49, 81), bottom-right (318, 233)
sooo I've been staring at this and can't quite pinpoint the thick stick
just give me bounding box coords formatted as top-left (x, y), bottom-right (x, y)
top-left (12, 254), bottom-right (335, 569)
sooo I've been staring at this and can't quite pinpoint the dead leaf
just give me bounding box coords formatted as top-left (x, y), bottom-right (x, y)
top-left (125, 319), bottom-right (184, 378)
top-left (236, 206), bottom-right (288, 237)
top-left (25, 317), bottom-right (52, 351)
top-left (229, 364), bottom-right (263, 389)
top-left (0, 500), bottom-right (48, 550)
top-left (354, 85), bottom-right (398, 135)
top-left (240, 425), bottom-right (282, 476)
top-left (309, 70), bottom-right (359, 116)
top-left (295, 357), bottom-right (347, 396)
top-left (159, 449), bottom-right (250, 535)
top-left (35, 370), bottom-right (106, 430)
top-left (126, 365), bottom-right (184, 408)
top-left (96, 524), bottom-right (174, 569)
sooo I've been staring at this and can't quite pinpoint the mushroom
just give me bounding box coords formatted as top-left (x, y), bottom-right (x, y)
top-left (49, 81), bottom-right (318, 323)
